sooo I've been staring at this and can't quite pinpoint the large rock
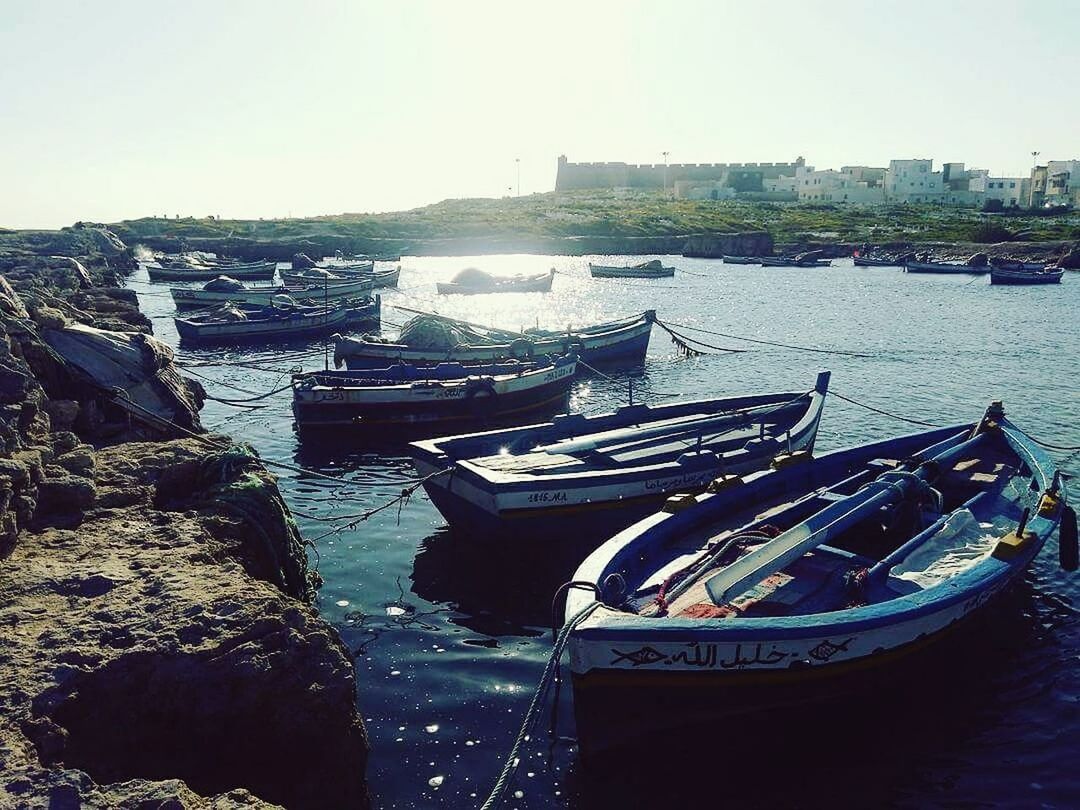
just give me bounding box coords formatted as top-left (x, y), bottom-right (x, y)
top-left (682, 231), bottom-right (775, 258)
top-left (1, 438), bottom-right (370, 809)
top-left (1057, 247), bottom-right (1080, 269)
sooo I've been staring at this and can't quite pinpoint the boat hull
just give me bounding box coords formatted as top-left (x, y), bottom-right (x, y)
top-left (280, 266), bottom-right (400, 288)
top-left (147, 262), bottom-right (277, 281)
top-left (435, 271), bottom-right (554, 295)
top-left (171, 278), bottom-right (374, 309)
top-left (588, 263), bottom-right (675, 279)
top-left (853, 256), bottom-right (897, 267)
top-left (292, 359), bottom-right (577, 434)
top-left (990, 268), bottom-right (1063, 285)
top-left (905, 261), bottom-right (989, 274)
top-left (336, 313), bottom-right (654, 369)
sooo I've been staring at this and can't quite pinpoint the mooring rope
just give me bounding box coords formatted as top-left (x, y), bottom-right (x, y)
top-left (575, 358), bottom-right (678, 399)
top-left (657, 318), bottom-right (874, 358)
top-left (830, 390), bottom-right (940, 427)
top-left (480, 599), bottom-right (602, 810)
top-left (652, 319), bottom-right (747, 355)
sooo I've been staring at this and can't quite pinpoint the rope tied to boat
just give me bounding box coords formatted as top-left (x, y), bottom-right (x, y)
top-left (654, 318), bottom-right (874, 358)
top-left (652, 318), bottom-right (747, 356)
top-left (480, 595), bottom-right (602, 810)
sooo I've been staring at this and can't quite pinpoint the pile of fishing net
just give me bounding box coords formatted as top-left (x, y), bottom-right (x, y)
top-left (396, 314), bottom-right (504, 349)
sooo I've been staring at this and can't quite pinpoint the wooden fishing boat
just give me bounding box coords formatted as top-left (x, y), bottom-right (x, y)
top-left (410, 372), bottom-right (830, 540)
top-left (174, 299), bottom-right (364, 345)
top-left (990, 267), bottom-right (1064, 285)
top-left (761, 256), bottom-right (832, 268)
top-left (334, 310), bottom-right (655, 369)
top-left (563, 404), bottom-right (1075, 756)
top-left (316, 260), bottom-right (375, 273)
top-left (853, 255), bottom-right (899, 267)
top-left (292, 354), bottom-right (577, 434)
top-left (990, 259), bottom-right (1049, 272)
top-left (147, 261), bottom-right (277, 282)
top-left (589, 260), bottom-right (676, 279)
top-left (170, 276), bottom-right (373, 309)
top-left (435, 267), bottom-right (555, 295)
top-left (280, 265), bottom-right (400, 288)
top-left (721, 256), bottom-right (762, 265)
top-left (905, 260), bottom-right (989, 275)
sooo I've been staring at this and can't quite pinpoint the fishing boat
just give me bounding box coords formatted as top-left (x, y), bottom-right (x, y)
top-left (563, 404), bottom-right (1076, 756)
top-left (410, 372), bottom-right (830, 540)
top-left (147, 260), bottom-right (277, 282)
top-left (334, 310), bottom-right (655, 369)
top-left (990, 259), bottom-right (1049, 272)
top-left (174, 297), bottom-right (376, 345)
top-left (853, 255), bottom-right (899, 267)
top-left (170, 275), bottom-right (373, 309)
top-left (905, 259), bottom-right (989, 275)
top-left (721, 256), bottom-right (762, 265)
top-left (292, 354), bottom-right (577, 434)
top-left (317, 259), bottom-right (375, 273)
top-left (589, 260), bottom-right (676, 279)
top-left (760, 256), bottom-right (832, 268)
top-left (280, 265), bottom-right (400, 288)
top-left (435, 267), bottom-right (555, 295)
top-left (990, 266), bottom-right (1064, 285)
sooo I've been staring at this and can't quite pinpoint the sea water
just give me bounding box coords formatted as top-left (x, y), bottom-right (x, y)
top-left (133, 256), bottom-right (1080, 808)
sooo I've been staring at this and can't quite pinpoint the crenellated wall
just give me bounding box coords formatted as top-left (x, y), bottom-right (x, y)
top-left (556, 155), bottom-right (805, 191)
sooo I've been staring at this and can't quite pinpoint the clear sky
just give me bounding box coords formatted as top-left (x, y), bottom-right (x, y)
top-left (2, 0), bottom-right (1077, 228)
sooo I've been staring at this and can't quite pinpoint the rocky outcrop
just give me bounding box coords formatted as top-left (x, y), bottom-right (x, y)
top-left (1057, 245), bottom-right (1080, 269)
top-left (0, 227), bottom-right (371, 809)
top-left (681, 231), bottom-right (774, 258)
top-left (1, 438), bottom-right (368, 810)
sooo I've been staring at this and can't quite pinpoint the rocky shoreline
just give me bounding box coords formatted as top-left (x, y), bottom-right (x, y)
top-left (0, 228), bottom-right (370, 808)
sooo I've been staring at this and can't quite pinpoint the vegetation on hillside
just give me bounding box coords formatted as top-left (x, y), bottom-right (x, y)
top-left (111, 191), bottom-right (1080, 245)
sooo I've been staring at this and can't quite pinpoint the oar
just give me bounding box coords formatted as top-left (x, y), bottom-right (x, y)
top-left (703, 428), bottom-right (984, 606)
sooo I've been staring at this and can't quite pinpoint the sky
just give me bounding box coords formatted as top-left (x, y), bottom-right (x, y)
top-left (1, 0), bottom-right (1078, 229)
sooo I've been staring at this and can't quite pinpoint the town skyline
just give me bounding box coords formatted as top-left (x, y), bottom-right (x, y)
top-left (3, 0), bottom-right (1078, 228)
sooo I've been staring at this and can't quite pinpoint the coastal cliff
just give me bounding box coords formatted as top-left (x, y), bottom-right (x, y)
top-left (0, 228), bottom-right (370, 809)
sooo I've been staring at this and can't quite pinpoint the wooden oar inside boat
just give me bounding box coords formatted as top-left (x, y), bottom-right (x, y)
top-left (703, 426), bottom-right (988, 606)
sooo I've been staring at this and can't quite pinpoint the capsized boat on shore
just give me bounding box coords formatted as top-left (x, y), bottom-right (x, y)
top-left (334, 310), bottom-right (654, 369)
top-left (292, 354), bottom-right (577, 434)
top-left (563, 404), bottom-right (1075, 756)
top-left (410, 372), bottom-right (830, 540)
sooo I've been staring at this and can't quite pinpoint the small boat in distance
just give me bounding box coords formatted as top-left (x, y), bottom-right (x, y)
top-left (853, 254), bottom-right (899, 267)
top-left (334, 310), bottom-right (655, 369)
top-left (721, 255), bottom-right (761, 265)
top-left (280, 266), bottom-right (400, 289)
top-left (292, 354), bottom-right (578, 435)
top-left (990, 266), bottom-right (1064, 285)
top-left (410, 371), bottom-right (830, 541)
top-left (905, 259), bottom-right (990, 275)
top-left (435, 267), bottom-right (555, 295)
top-left (171, 275), bottom-right (373, 309)
top-left (589, 259), bottom-right (676, 278)
top-left (564, 403), bottom-right (1075, 756)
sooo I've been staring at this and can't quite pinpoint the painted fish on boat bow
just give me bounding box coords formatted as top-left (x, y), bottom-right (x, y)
top-left (410, 371), bottom-right (830, 540)
top-left (563, 405), bottom-right (1073, 754)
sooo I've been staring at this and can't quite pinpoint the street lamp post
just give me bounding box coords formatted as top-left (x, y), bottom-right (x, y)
top-left (662, 151), bottom-right (670, 195)
top-left (1030, 150), bottom-right (1040, 207)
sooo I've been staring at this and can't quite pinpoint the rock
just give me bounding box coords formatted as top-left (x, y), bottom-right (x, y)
top-left (966, 252), bottom-right (989, 267)
top-left (55, 446), bottom-right (95, 477)
top-left (31, 305), bottom-right (68, 330)
top-left (46, 399), bottom-right (80, 432)
top-left (1057, 247), bottom-right (1080, 269)
top-left (35, 473), bottom-right (96, 514)
top-left (682, 231), bottom-right (775, 258)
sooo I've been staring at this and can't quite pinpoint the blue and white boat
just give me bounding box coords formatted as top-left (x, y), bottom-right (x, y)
top-left (563, 403), bottom-right (1075, 755)
top-left (410, 372), bottom-right (830, 540)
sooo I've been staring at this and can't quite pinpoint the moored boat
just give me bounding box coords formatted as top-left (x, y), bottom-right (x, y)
top-left (280, 265), bottom-right (400, 288)
top-left (721, 255), bottom-right (762, 265)
top-left (410, 372), bottom-right (830, 540)
top-left (563, 404), bottom-right (1075, 756)
top-left (333, 310), bottom-right (655, 369)
top-left (292, 354), bottom-right (577, 434)
top-left (761, 256), bottom-right (831, 268)
top-left (905, 259), bottom-right (989, 275)
top-left (435, 267), bottom-right (555, 295)
top-left (853, 255), bottom-right (899, 267)
top-left (990, 266), bottom-right (1064, 285)
top-left (589, 260), bottom-right (676, 279)
top-left (147, 260), bottom-right (277, 282)
top-left (170, 275), bottom-right (373, 309)
top-left (174, 298), bottom-right (371, 345)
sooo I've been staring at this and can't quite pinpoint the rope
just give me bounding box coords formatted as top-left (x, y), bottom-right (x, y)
top-left (1016, 429), bottom-right (1080, 453)
top-left (658, 319), bottom-right (874, 358)
top-left (576, 358), bottom-right (678, 399)
top-left (480, 599), bottom-right (601, 810)
top-left (830, 390), bottom-right (940, 427)
top-left (652, 319), bottom-right (747, 355)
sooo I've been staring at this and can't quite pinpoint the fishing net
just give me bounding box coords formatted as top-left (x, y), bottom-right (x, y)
top-left (203, 276), bottom-right (244, 292)
top-left (451, 267), bottom-right (494, 285)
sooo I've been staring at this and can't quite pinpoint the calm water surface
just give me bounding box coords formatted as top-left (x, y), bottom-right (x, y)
top-left (132, 256), bottom-right (1079, 808)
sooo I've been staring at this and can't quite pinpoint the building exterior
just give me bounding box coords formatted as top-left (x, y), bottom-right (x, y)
top-left (884, 159), bottom-right (944, 202)
top-left (793, 164), bottom-right (885, 203)
top-left (555, 155), bottom-right (806, 192)
top-left (971, 174), bottom-right (1029, 207)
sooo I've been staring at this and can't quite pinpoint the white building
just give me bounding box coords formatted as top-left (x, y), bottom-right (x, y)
top-left (884, 159), bottom-right (944, 202)
top-left (1045, 160), bottom-right (1080, 205)
top-left (970, 174), bottom-right (1028, 207)
top-left (794, 164), bottom-right (886, 203)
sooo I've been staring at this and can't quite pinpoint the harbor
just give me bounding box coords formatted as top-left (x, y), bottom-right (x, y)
top-left (130, 251), bottom-right (1079, 808)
